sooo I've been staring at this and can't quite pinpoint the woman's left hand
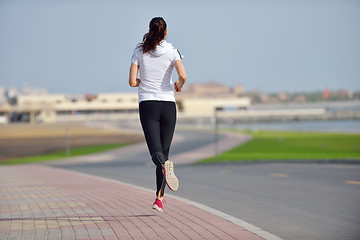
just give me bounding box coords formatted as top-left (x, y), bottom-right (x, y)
top-left (174, 80), bottom-right (183, 92)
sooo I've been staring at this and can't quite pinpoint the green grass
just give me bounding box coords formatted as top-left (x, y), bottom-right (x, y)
top-left (200, 130), bottom-right (360, 163)
top-left (1, 144), bottom-right (128, 165)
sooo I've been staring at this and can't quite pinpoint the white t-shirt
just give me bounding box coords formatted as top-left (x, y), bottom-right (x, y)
top-left (131, 40), bottom-right (182, 103)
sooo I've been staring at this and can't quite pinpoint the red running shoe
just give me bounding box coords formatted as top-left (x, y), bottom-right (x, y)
top-left (152, 198), bottom-right (166, 212)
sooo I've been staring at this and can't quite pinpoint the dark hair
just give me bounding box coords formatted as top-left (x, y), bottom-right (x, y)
top-left (140, 17), bottom-right (167, 53)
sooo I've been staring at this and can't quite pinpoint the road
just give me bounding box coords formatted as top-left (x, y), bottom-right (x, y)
top-left (50, 129), bottom-right (360, 240)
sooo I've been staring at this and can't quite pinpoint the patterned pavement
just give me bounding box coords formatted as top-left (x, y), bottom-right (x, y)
top-left (0, 165), bottom-right (263, 240)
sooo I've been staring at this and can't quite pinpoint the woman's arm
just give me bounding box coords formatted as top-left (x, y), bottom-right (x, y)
top-left (129, 63), bottom-right (141, 87)
top-left (174, 60), bottom-right (187, 92)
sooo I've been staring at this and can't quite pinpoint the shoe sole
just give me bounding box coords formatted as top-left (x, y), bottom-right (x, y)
top-left (164, 161), bottom-right (179, 191)
top-left (152, 204), bottom-right (163, 212)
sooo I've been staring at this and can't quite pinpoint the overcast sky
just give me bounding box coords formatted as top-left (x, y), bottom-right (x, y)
top-left (0, 0), bottom-right (359, 94)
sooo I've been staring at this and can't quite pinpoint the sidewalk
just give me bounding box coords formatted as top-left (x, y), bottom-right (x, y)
top-left (0, 165), bottom-right (263, 240)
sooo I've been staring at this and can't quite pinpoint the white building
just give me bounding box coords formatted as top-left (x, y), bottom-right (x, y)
top-left (0, 92), bottom-right (251, 124)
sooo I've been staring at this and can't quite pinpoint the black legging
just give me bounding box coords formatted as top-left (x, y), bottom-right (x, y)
top-left (139, 100), bottom-right (176, 197)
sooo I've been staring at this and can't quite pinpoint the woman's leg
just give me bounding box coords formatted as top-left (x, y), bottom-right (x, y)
top-left (139, 101), bottom-right (166, 197)
top-left (160, 101), bottom-right (177, 160)
top-left (158, 101), bottom-right (177, 196)
top-left (156, 167), bottom-right (165, 198)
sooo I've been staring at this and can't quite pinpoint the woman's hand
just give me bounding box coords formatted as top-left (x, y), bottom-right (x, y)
top-left (135, 78), bottom-right (141, 87)
top-left (174, 80), bottom-right (184, 92)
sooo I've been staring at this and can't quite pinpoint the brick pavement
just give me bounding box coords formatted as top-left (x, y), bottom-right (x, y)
top-left (0, 165), bottom-right (263, 240)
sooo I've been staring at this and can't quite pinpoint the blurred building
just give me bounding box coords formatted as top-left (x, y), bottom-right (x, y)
top-left (2, 82), bottom-right (358, 124)
top-left (179, 80), bottom-right (244, 98)
top-left (0, 91), bottom-right (251, 124)
top-left (0, 93), bottom-right (139, 124)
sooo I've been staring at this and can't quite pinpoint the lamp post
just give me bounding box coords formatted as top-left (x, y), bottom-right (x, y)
top-left (214, 107), bottom-right (222, 162)
top-left (65, 127), bottom-right (71, 157)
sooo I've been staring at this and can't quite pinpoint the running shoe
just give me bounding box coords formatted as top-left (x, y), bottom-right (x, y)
top-left (152, 198), bottom-right (165, 212)
top-left (164, 160), bottom-right (179, 191)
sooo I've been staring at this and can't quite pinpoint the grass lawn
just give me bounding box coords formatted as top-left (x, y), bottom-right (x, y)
top-left (1, 144), bottom-right (127, 165)
top-left (200, 130), bottom-right (360, 163)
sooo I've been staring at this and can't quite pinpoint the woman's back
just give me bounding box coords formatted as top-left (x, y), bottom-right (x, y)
top-left (131, 40), bottom-right (181, 102)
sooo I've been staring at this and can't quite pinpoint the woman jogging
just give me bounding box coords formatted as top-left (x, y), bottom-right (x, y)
top-left (129, 17), bottom-right (187, 212)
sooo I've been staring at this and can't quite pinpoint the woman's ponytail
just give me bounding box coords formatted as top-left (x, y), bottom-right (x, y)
top-left (141, 17), bottom-right (167, 53)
